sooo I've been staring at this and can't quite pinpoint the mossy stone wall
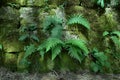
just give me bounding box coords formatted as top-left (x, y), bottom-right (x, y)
top-left (0, 0), bottom-right (120, 73)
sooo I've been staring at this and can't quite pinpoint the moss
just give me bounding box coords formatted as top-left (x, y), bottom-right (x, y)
top-left (3, 39), bottom-right (23, 53)
top-left (60, 53), bottom-right (81, 71)
top-left (4, 53), bottom-right (17, 71)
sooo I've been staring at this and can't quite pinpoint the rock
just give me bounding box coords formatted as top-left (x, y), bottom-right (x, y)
top-left (3, 40), bottom-right (23, 53)
top-left (4, 53), bottom-right (17, 70)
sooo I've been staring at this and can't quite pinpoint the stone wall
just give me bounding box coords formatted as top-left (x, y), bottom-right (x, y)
top-left (0, 0), bottom-right (120, 73)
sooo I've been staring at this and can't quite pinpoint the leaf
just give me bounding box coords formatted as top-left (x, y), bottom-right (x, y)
top-left (24, 44), bottom-right (36, 59)
top-left (103, 31), bottom-right (109, 37)
top-left (51, 25), bottom-right (63, 38)
top-left (30, 34), bottom-right (39, 42)
top-left (112, 31), bottom-right (120, 37)
top-left (43, 15), bottom-right (63, 32)
top-left (37, 38), bottom-right (64, 60)
top-left (68, 15), bottom-right (90, 30)
top-left (46, 38), bottom-right (63, 52)
top-left (68, 46), bottom-right (82, 62)
top-left (0, 44), bottom-right (2, 50)
top-left (65, 39), bottom-right (89, 55)
top-left (111, 36), bottom-right (120, 47)
top-left (52, 45), bottom-right (62, 60)
top-left (101, 0), bottom-right (104, 8)
top-left (97, 0), bottom-right (104, 8)
top-left (90, 62), bottom-right (99, 72)
top-left (19, 34), bottom-right (29, 41)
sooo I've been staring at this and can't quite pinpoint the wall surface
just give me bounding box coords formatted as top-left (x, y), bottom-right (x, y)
top-left (0, 0), bottom-right (120, 73)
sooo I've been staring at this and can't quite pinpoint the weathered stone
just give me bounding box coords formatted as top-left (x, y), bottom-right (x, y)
top-left (3, 40), bottom-right (23, 53)
top-left (4, 53), bottom-right (17, 70)
top-left (17, 52), bottom-right (28, 72)
top-left (19, 0), bottom-right (45, 6)
top-left (98, 8), bottom-right (118, 31)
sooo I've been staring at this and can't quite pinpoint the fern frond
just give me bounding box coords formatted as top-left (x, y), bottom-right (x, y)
top-left (67, 15), bottom-right (90, 30)
top-left (51, 25), bottom-right (63, 38)
top-left (52, 44), bottom-right (62, 60)
top-left (103, 31), bottom-right (109, 37)
top-left (30, 34), bottom-right (39, 42)
top-left (112, 31), bottom-right (120, 37)
top-left (0, 44), bottom-right (2, 50)
top-left (23, 44), bottom-right (36, 59)
top-left (45, 38), bottom-right (64, 52)
top-left (19, 34), bottom-right (29, 41)
top-left (65, 39), bottom-right (89, 55)
top-left (43, 15), bottom-right (63, 32)
top-left (111, 36), bottom-right (120, 47)
top-left (37, 38), bottom-right (64, 60)
top-left (97, 0), bottom-right (104, 8)
top-left (68, 46), bottom-right (83, 62)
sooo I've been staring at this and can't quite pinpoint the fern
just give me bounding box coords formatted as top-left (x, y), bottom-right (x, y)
top-left (19, 25), bottom-right (39, 42)
top-left (0, 44), bottom-right (2, 50)
top-left (65, 39), bottom-right (89, 62)
top-left (89, 48), bottom-right (110, 72)
top-left (37, 38), bottom-right (64, 60)
top-left (20, 44), bottom-right (36, 65)
top-left (97, 0), bottom-right (104, 8)
top-left (23, 44), bottom-right (36, 59)
top-left (67, 14), bottom-right (90, 30)
top-left (42, 15), bottom-right (63, 38)
top-left (103, 31), bottom-right (120, 47)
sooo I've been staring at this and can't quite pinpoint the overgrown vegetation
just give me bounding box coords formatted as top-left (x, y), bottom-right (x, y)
top-left (89, 48), bottom-right (110, 72)
top-left (37, 15), bottom-right (89, 63)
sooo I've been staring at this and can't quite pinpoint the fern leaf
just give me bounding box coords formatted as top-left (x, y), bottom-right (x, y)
top-left (68, 15), bottom-right (90, 30)
top-left (68, 46), bottom-right (82, 62)
top-left (0, 44), bottom-right (2, 50)
top-left (111, 36), bottom-right (120, 47)
top-left (51, 25), bottom-right (63, 38)
top-left (30, 34), bottom-right (39, 42)
top-left (43, 15), bottom-right (63, 32)
top-left (19, 34), bottom-right (29, 41)
top-left (90, 62), bottom-right (99, 72)
top-left (112, 31), bottom-right (120, 37)
top-left (24, 44), bottom-right (36, 59)
top-left (46, 38), bottom-right (64, 52)
top-left (37, 38), bottom-right (64, 60)
top-left (103, 31), bottom-right (109, 37)
top-left (52, 45), bottom-right (62, 60)
top-left (65, 39), bottom-right (89, 55)
top-left (97, 0), bottom-right (104, 8)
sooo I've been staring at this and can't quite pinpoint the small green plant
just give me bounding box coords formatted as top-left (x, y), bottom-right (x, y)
top-left (67, 14), bottom-right (90, 30)
top-left (20, 44), bottom-right (36, 65)
top-left (38, 15), bottom-right (90, 63)
top-left (19, 24), bottom-right (39, 42)
top-left (37, 38), bottom-right (64, 60)
top-left (42, 15), bottom-right (63, 38)
top-left (0, 44), bottom-right (2, 50)
top-left (19, 24), bottom-right (39, 66)
top-left (103, 31), bottom-right (120, 59)
top-left (89, 48), bottom-right (110, 72)
top-left (97, 0), bottom-right (104, 8)
top-left (65, 39), bottom-right (89, 62)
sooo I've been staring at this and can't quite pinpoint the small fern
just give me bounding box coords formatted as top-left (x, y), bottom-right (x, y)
top-left (65, 39), bottom-right (89, 63)
top-left (97, 0), bottom-right (104, 8)
top-left (42, 15), bottom-right (63, 38)
top-left (20, 44), bottom-right (36, 65)
top-left (67, 14), bottom-right (90, 30)
top-left (37, 38), bottom-right (64, 60)
top-left (103, 31), bottom-right (120, 47)
top-left (89, 48), bottom-right (110, 72)
top-left (19, 24), bottom-right (39, 42)
top-left (0, 44), bottom-right (2, 50)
